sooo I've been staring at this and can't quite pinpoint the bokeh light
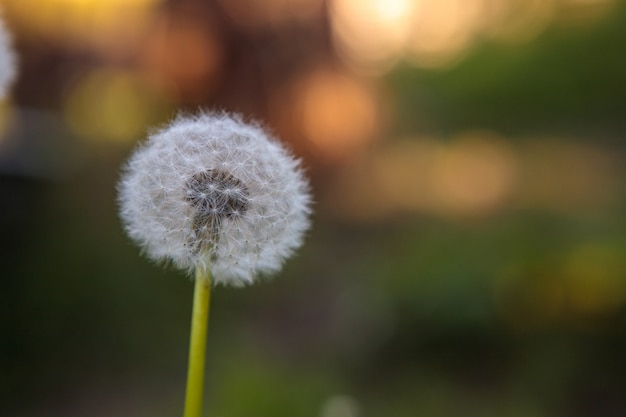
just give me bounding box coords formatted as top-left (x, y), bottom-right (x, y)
top-left (282, 68), bottom-right (379, 160)
top-left (429, 132), bottom-right (518, 216)
top-left (63, 69), bottom-right (171, 144)
top-left (5, 0), bottom-right (161, 52)
top-left (326, 132), bottom-right (623, 221)
top-left (408, 0), bottom-right (484, 68)
top-left (330, 0), bottom-right (416, 74)
top-left (329, 0), bottom-right (618, 73)
top-left (330, 0), bottom-right (417, 74)
top-left (139, 12), bottom-right (224, 101)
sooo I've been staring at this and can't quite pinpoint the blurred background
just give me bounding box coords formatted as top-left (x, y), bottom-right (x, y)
top-left (1, 0), bottom-right (625, 416)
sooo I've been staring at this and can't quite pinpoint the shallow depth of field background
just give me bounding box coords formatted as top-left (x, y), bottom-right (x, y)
top-left (1, 0), bottom-right (626, 416)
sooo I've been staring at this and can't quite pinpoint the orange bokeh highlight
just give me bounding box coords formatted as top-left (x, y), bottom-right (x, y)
top-left (326, 132), bottom-right (623, 222)
top-left (291, 69), bottom-right (379, 160)
top-left (430, 133), bottom-right (518, 216)
top-left (140, 14), bottom-right (223, 100)
top-left (327, 131), bottom-right (519, 220)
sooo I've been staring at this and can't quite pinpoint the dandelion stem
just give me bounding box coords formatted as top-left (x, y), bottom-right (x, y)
top-left (183, 268), bottom-right (211, 417)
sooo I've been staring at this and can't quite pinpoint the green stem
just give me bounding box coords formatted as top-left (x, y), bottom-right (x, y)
top-left (183, 268), bottom-right (211, 417)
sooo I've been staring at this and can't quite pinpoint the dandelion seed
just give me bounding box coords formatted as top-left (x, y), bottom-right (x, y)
top-left (118, 111), bottom-right (312, 286)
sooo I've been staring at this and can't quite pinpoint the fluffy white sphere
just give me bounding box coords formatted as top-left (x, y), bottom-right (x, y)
top-left (118, 112), bottom-right (312, 286)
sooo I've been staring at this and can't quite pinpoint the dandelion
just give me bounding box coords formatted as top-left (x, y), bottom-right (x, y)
top-left (118, 111), bottom-right (311, 285)
top-left (117, 112), bottom-right (312, 417)
top-left (0, 11), bottom-right (16, 99)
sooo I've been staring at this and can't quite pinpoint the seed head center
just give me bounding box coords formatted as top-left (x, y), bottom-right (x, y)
top-left (184, 169), bottom-right (249, 256)
top-left (186, 170), bottom-right (249, 220)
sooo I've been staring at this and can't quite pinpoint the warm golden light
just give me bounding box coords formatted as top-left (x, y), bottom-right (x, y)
top-left (408, 0), bottom-right (484, 68)
top-left (330, 0), bottom-right (416, 74)
top-left (326, 132), bottom-right (519, 220)
top-left (325, 132), bottom-right (624, 222)
top-left (430, 133), bottom-right (518, 216)
top-left (328, 0), bottom-right (614, 73)
top-left (140, 15), bottom-right (223, 100)
top-left (63, 69), bottom-right (171, 145)
top-left (294, 70), bottom-right (378, 160)
top-left (6, 0), bottom-right (160, 50)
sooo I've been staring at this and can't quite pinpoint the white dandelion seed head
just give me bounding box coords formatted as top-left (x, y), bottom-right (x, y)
top-left (0, 11), bottom-right (16, 99)
top-left (118, 112), bottom-right (312, 286)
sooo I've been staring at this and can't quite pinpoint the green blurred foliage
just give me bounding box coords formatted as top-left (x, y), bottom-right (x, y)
top-left (391, 3), bottom-right (626, 137)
